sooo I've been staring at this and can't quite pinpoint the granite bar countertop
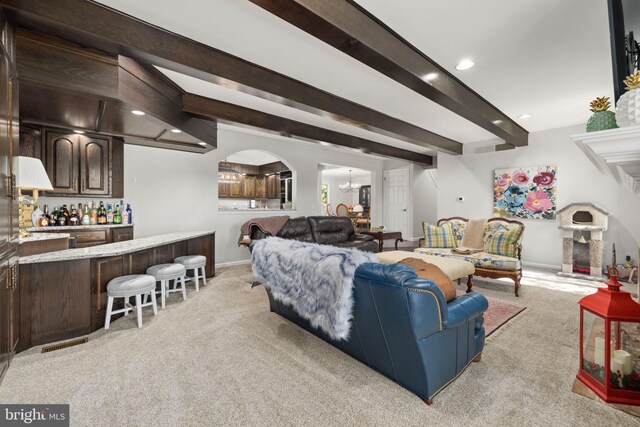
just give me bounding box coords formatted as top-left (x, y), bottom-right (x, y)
top-left (19, 230), bottom-right (215, 265)
top-left (27, 224), bottom-right (134, 231)
top-left (18, 233), bottom-right (71, 244)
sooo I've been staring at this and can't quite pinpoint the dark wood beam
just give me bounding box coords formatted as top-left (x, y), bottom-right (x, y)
top-left (0, 0), bottom-right (462, 155)
top-left (250, 0), bottom-right (529, 148)
top-left (183, 94), bottom-right (434, 166)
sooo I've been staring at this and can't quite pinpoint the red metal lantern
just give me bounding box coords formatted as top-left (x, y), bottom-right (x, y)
top-left (577, 268), bottom-right (640, 405)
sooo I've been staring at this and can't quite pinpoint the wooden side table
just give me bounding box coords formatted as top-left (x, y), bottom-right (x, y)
top-left (362, 230), bottom-right (403, 252)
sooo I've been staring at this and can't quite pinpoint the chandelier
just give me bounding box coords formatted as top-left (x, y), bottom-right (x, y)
top-left (218, 164), bottom-right (241, 184)
top-left (339, 170), bottom-right (361, 193)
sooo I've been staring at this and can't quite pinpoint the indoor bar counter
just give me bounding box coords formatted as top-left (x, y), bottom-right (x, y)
top-left (18, 231), bottom-right (215, 352)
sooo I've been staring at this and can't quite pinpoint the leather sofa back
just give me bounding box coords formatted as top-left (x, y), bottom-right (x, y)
top-left (307, 216), bottom-right (354, 244)
top-left (277, 216), bottom-right (314, 242)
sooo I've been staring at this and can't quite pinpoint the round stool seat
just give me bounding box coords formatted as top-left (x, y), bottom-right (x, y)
top-left (107, 274), bottom-right (156, 298)
top-left (174, 255), bottom-right (206, 268)
top-left (146, 263), bottom-right (186, 280)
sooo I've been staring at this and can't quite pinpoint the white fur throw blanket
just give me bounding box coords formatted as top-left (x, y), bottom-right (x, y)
top-left (251, 237), bottom-right (377, 340)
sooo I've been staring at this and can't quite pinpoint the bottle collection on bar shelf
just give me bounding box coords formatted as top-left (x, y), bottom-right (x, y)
top-left (31, 200), bottom-right (133, 227)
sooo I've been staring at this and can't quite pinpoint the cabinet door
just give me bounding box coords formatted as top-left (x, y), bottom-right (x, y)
top-left (8, 72), bottom-right (18, 243)
top-left (7, 253), bottom-right (18, 355)
top-left (0, 257), bottom-right (9, 381)
top-left (79, 136), bottom-right (110, 195)
top-left (45, 131), bottom-right (79, 194)
top-left (255, 176), bottom-right (266, 198)
top-left (110, 227), bottom-right (134, 243)
top-left (0, 53), bottom-right (10, 256)
top-left (218, 180), bottom-right (229, 198)
top-left (229, 180), bottom-right (242, 198)
top-left (18, 125), bottom-right (42, 159)
top-left (243, 176), bottom-right (255, 198)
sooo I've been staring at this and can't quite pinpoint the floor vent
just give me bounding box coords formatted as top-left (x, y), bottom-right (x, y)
top-left (41, 337), bottom-right (88, 353)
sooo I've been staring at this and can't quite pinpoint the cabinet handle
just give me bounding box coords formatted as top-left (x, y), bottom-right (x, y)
top-left (73, 178), bottom-right (78, 190)
top-left (4, 265), bottom-right (9, 290)
top-left (7, 174), bottom-right (17, 199)
top-left (81, 179), bottom-right (86, 191)
top-left (11, 264), bottom-right (17, 291)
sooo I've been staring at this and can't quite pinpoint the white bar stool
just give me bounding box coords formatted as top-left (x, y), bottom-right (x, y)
top-left (105, 274), bottom-right (158, 329)
top-left (174, 255), bottom-right (207, 292)
top-left (146, 263), bottom-right (187, 309)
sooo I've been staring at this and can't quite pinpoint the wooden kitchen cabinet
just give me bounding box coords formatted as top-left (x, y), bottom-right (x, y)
top-left (110, 226), bottom-right (134, 243)
top-left (218, 180), bottom-right (229, 197)
top-left (229, 180), bottom-right (242, 197)
top-left (255, 176), bottom-right (266, 198)
top-left (242, 176), bottom-right (255, 198)
top-left (43, 129), bottom-right (123, 197)
top-left (266, 174), bottom-right (279, 199)
top-left (29, 226), bottom-right (134, 248)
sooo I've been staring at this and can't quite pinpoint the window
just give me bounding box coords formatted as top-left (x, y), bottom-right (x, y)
top-left (321, 184), bottom-right (328, 204)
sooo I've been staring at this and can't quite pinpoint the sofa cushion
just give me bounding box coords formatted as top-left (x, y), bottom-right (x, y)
top-left (398, 258), bottom-right (457, 302)
top-left (376, 250), bottom-right (475, 281)
top-left (277, 217), bottom-right (314, 242)
top-left (437, 218), bottom-right (468, 247)
top-left (483, 220), bottom-right (524, 258)
top-left (308, 216), bottom-right (354, 245)
top-left (414, 247), bottom-right (521, 271)
top-left (422, 222), bottom-right (456, 248)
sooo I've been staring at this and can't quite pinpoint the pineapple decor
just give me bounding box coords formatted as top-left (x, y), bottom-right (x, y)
top-left (586, 96), bottom-right (618, 132)
top-left (615, 70), bottom-right (640, 127)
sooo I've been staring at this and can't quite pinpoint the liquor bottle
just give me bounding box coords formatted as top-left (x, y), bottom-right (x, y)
top-left (122, 203), bottom-right (129, 225)
top-left (57, 208), bottom-right (67, 226)
top-left (113, 204), bottom-right (122, 224)
top-left (43, 204), bottom-right (50, 224)
top-left (98, 201), bottom-right (107, 224)
top-left (69, 204), bottom-right (79, 226)
top-left (32, 204), bottom-right (44, 227)
top-left (62, 204), bottom-right (70, 223)
top-left (81, 203), bottom-right (91, 225)
top-left (90, 201), bottom-right (98, 225)
top-left (49, 207), bottom-right (58, 226)
top-left (106, 203), bottom-right (114, 224)
top-left (126, 203), bottom-right (133, 224)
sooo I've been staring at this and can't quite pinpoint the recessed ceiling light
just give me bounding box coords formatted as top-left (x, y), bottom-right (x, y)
top-left (455, 59), bottom-right (475, 71)
top-left (170, 129), bottom-right (182, 133)
top-left (198, 142), bottom-right (207, 146)
top-left (518, 114), bottom-right (532, 119)
top-left (73, 130), bottom-right (85, 134)
top-left (319, 141), bottom-right (330, 146)
top-left (131, 110), bottom-right (145, 116)
top-left (492, 120), bottom-right (503, 125)
top-left (423, 73), bottom-right (438, 81)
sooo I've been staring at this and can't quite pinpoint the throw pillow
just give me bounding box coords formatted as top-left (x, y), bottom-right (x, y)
top-left (398, 258), bottom-right (456, 302)
top-left (422, 222), bottom-right (456, 248)
top-left (483, 226), bottom-right (521, 258)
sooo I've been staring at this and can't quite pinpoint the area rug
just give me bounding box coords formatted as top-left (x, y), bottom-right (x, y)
top-left (457, 291), bottom-right (527, 336)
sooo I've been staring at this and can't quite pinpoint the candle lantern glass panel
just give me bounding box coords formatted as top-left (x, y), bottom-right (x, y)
top-left (613, 322), bottom-right (640, 391)
top-left (582, 310), bottom-right (606, 384)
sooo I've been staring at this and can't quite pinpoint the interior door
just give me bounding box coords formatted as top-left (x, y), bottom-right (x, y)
top-left (0, 53), bottom-right (10, 257)
top-left (79, 136), bottom-right (110, 195)
top-left (383, 168), bottom-right (409, 236)
top-left (45, 131), bottom-right (79, 194)
top-left (8, 71), bottom-right (18, 243)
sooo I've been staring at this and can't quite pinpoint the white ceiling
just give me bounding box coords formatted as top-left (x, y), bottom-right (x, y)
top-left (225, 150), bottom-right (281, 166)
top-left (96, 0), bottom-right (614, 154)
top-left (321, 166), bottom-right (371, 179)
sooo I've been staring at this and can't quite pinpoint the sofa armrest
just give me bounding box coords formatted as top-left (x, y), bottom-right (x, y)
top-left (403, 277), bottom-right (449, 340)
top-left (350, 233), bottom-right (374, 242)
top-left (444, 293), bottom-right (489, 329)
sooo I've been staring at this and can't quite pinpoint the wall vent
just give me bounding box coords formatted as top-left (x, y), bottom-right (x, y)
top-left (474, 145), bottom-right (496, 154)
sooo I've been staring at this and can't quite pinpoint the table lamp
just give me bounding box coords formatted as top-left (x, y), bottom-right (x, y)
top-left (16, 156), bottom-right (53, 237)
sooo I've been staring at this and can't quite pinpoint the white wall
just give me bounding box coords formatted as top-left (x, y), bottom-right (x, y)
top-left (322, 174), bottom-right (370, 211)
top-left (124, 128), bottom-right (384, 266)
top-left (437, 124), bottom-right (640, 268)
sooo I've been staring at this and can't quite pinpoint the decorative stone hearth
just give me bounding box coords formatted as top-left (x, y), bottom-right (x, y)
top-left (557, 203), bottom-right (610, 281)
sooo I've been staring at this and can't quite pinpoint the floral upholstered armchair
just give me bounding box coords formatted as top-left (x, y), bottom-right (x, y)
top-left (416, 217), bottom-right (525, 296)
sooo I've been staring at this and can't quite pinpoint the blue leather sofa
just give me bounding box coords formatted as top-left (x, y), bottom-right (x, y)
top-left (265, 262), bottom-right (489, 403)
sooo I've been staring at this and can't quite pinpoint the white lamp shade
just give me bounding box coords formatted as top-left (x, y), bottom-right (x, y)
top-left (16, 156), bottom-right (53, 190)
top-left (352, 204), bottom-right (364, 213)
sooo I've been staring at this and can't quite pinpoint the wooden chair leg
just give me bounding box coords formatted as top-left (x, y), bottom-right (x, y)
top-left (466, 275), bottom-right (473, 293)
top-left (473, 353), bottom-right (482, 362)
top-left (424, 399), bottom-right (433, 405)
top-left (514, 275), bottom-right (521, 297)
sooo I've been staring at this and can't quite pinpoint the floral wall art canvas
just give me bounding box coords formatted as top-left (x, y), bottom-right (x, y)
top-left (493, 165), bottom-right (558, 220)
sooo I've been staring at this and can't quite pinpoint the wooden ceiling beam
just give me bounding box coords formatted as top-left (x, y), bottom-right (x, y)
top-left (250, 0), bottom-right (529, 148)
top-left (183, 93), bottom-right (434, 166)
top-left (0, 0), bottom-right (462, 155)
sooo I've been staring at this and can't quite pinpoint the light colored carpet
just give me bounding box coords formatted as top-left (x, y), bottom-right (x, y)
top-left (1, 265), bottom-right (639, 426)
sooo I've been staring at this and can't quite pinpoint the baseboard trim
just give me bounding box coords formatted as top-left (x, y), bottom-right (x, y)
top-left (215, 259), bottom-right (251, 269)
top-left (522, 261), bottom-right (560, 270)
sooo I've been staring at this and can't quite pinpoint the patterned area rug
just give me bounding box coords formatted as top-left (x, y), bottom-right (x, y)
top-left (484, 296), bottom-right (526, 336)
top-left (457, 291), bottom-right (527, 337)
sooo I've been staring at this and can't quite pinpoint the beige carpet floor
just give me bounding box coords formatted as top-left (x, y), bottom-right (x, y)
top-left (1, 265), bottom-right (639, 426)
